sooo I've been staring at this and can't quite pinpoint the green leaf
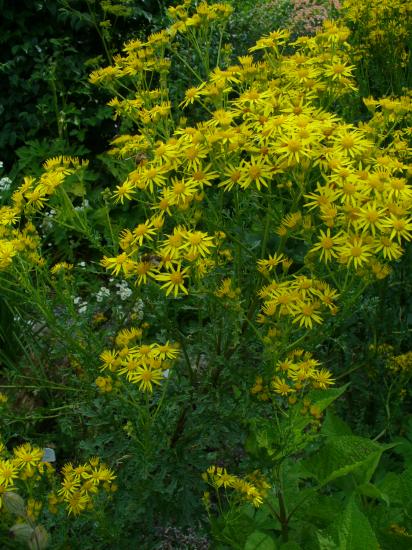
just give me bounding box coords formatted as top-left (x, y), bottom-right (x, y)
top-left (334, 498), bottom-right (379, 550)
top-left (293, 384), bottom-right (349, 432)
top-left (321, 411), bottom-right (352, 437)
top-left (9, 523), bottom-right (34, 541)
top-left (356, 482), bottom-right (390, 505)
top-left (303, 436), bottom-right (390, 486)
top-left (316, 532), bottom-right (339, 550)
top-left (244, 531), bottom-right (277, 550)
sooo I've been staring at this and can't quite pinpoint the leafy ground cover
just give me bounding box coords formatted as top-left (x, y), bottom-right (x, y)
top-left (0, 1), bottom-right (411, 548)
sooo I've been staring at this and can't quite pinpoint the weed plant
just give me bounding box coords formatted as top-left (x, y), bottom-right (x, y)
top-left (0, 1), bottom-right (411, 548)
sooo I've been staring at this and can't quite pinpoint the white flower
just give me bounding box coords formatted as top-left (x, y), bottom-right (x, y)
top-left (96, 286), bottom-right (111, 302)
top-left (0, 177), bottom-right (12, 192)
top-left (115, 280), bottom-right (132, 301)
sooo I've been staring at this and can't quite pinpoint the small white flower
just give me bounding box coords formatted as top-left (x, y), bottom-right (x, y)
top-left (0, 176), bottom-right (12, 192)
top-left (116, 280), bottom-right (132, 300)
top-left (96, 286), bottom-right (111, 302)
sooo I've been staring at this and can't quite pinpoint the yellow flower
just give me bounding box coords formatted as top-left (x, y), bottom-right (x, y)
top-left (312, 368), bottom-right (335, 389)
top-left (0, 460), bottom-right (19, 487)
top-left (155, 264), bottom-right (190, 297)
top-left (374, 236), bottom-right (403, 260)
top-left (310, 229), bottom-right (343, 263)
top-left (50, 262), bottom-right (74, 274)
top-left (165, 179), bottom-right (198, 206)
top-left (179, 84), bottom-right (205, 108)
top-left (238, 156), bottom-right (274, 190)
top-left (101, 253), bottom-right (133, 276)
top-left (291, 301), bottom-right (323, 329)
top-left (381, 216), bottom-right (412, 243)
top-left (338, 236), bottom-right (374, 269)
top-left (152, 341), bottom-right (180, 361)
top-left (13, 443), bottom-right (44, 469)
top-left (272, 376), bottom-right (294, 396)
top-left (183, 230), bottom-right (215, 258)
top-left (129, 365), bottom-right (164, 392)
top-left (99, 349), bottom-right (119, 372)
top-left (65, 491), bottom-right (90, 515)
top-left (131, 260), bottom-right (158, 286)
top-left (112, 180), bottom-right (136, 204)
top-left (132, 220), bottom-right (157, 246)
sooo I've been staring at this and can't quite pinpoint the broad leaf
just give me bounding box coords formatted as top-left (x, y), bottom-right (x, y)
top-left (244, 531), bottom-right (277, 550)
top-left (303, 436), bottom-right (391, 486)
top-left (334, 498), bottom-right (379, 550)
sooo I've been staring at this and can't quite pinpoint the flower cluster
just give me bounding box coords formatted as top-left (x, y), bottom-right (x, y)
top-left (99, 328), bottom-right (179, 392)
top-left (51, 457), bottom-right (116, 516)
top-left (387, 351), bottom-right (412, 374)
top-left (0, 157), bottom-right (85, 271)
top-left (342, 0), bottom-right (412, 69)
top-left (202, 466), bottom-right (270, 508)
top-left (0, 440), bottom-right (115, 517)
top-left (288, 0), bottom-right (340, 36)
top-left (89, 13), bottom-right (411, 307)
top-left (258, 276), bottom-right (339, 328)
top-left (251, 349), bottom-right (334, 407)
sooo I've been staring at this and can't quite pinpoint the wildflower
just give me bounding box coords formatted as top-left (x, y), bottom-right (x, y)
top-left (99, 349), bottom-right (119, 372)
top-left (155, 264), bottom-right (190, 297)
top-left (374, 236), bottom-right (403, 261)
top-left (356, 202), bottom-right (386, 235)
top-left (101, 253), bottom-right (133, 276)
top-left (179, 84), bottom-right (205, 108)
top-left (183, 230), bottom-right (215, 257)
top-left (239, 157), bottom-right (273, 190)
top-left (272, 376), bottom-right (294, 396)
top-left (152, 341), bottom-right (179, 361)
top-left (112, 180), bottom-right (136, 204)
top-left (129, 365), bottom-right (164, 392)
top-left (132, 220), bottom-right (157, 246)
top-left (381, 216), bottom-right (412, 243)
top-left (58, 476), bottom-right (80, 499)
top-left (65, 491), bottom-right (89, 515)
top-left (0, 460), bottom-right (18, 487)
top-left (310, 229), bottom-right (343, 263)
top-left (50, 262), bottom-right (74, 274)
top-left (313, 368), bottom-right (335, 389)
top-left (218, 164), bottom-right (243, 191)
top-left (338, 236), bottom-right (374, 269)
top-left (13, 443), bottom-right (43, 470)
top-left (165, 179), bottom-right (198, 206)
top-left (95, 376), bottom-right (113, 393)
top-left (291, 301), bottom-right (323, 329)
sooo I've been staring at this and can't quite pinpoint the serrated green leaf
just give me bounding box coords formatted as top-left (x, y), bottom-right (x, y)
top-left (335, 498), bottom-right (379, 550)
top-left (356, 482), bottom-right (390, 505)
top-left (304, 436), bottom-right (387, 486)
top-left (244, 531), bottom-right (277, 550)
top-left (321, 411), bottom-right (352, 437)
